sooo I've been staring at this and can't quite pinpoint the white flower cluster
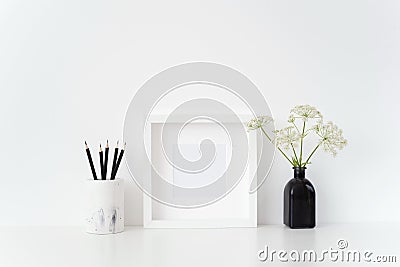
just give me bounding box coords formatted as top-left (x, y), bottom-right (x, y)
top-left (314, 121), bottom-right (347, 157)
top-left (288, 104), bottom-right (322, 122)
top-left (246, 104), bottom-right (347, 166)
top-left (247, 115), bottom-right (273, 130)
top-left (273, 126), bottom-right (300, 150)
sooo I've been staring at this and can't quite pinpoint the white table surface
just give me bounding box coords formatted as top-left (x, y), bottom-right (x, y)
top-left (0, 224), bottom-right (399, 267)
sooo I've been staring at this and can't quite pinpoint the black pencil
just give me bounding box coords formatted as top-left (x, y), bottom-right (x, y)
top-left (85, 141), bottom-right (97, 180)
top-left (111, 142), bottom-right (125, 180)
top-left (99, 144), bottom-right (104, 180)
top-left (111, 141), bottom-right (119, 180)
top-left (103, 140), bottom-right (109, 180)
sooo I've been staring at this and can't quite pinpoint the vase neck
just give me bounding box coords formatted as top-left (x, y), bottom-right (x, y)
top-left (293, 167), bottom-right (306, 179)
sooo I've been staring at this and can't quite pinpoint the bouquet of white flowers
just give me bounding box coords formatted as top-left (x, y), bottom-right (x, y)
top-left (247, 105), bottom-right (347, 167)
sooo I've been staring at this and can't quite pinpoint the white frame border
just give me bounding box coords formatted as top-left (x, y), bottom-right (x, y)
top-left (143, 114), bottom-right (257, 228)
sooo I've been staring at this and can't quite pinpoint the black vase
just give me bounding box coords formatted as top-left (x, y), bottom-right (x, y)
top-left (284, 167), bottom-right (316, 229)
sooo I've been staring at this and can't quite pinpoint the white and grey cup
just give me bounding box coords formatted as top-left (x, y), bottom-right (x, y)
top-left (86, 179), bottom-right (124, 234)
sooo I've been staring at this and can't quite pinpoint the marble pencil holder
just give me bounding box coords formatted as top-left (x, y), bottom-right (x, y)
top-left (86, 179), bottom-right (124, 234)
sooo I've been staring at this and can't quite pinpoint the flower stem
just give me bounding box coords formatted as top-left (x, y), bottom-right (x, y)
top-left (291, 143), bottom-right (300, 166)
top-left (299, 121), bottom-right (306, 165)
top-left (260, 127), bottom-right (294, 166)
top-left (260, 126), bottom-right (272, 142)
top-left (291, 122), bottom-right (301, 134)
top-left (303, 143), bottom-right (321, 166)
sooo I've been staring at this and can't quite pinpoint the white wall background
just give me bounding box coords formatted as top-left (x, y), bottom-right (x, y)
top-left (1, 0), bottom-right (399, 226)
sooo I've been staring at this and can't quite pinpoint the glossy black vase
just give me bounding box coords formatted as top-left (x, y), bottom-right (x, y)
top-left (284, 167), bottom-right (315, 229)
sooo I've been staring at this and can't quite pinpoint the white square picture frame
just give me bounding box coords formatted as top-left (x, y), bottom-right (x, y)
top-left (143, 114), bottom-right (257, 228)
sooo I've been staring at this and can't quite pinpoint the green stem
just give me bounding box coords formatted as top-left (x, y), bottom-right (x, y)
top-left (260, 126), bottom-right (272, 142)
top-left (260, 127), bottom-right (294, 166)
top-left (299, 121), bottom-right (306, 165)
top-left (303, 143), bottom-right (321, 166)
top-left (291, 122), bottom-right (301, 134)
top-left (291, 143), bottom-right (300, 166)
